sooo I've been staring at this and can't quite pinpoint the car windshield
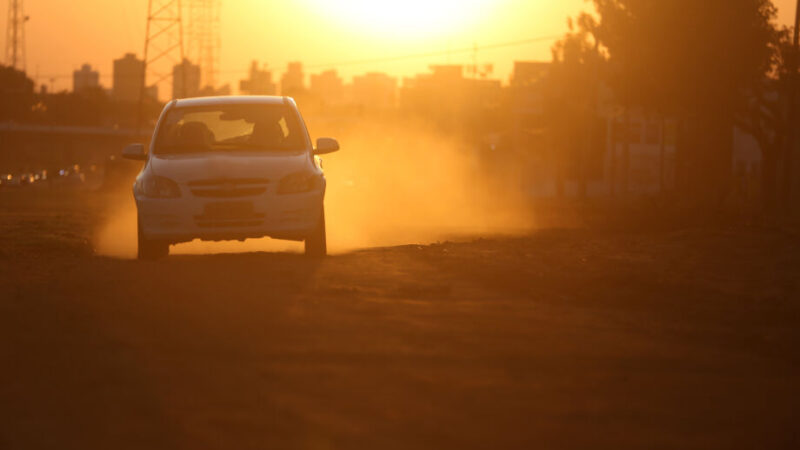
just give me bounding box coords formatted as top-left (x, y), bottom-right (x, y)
top-left (153, 103), bottom-right (308, 155)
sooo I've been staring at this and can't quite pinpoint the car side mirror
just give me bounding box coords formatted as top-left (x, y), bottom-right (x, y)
top-left (122, 143), bottom-right (147, 161)
top-left (314, 138), bottom-right (339, 155)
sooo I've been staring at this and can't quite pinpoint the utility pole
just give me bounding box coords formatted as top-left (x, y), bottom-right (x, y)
top-left (783, 0), bottom-right (800, 212)
top-left (138, 0), bottom-right (185, 131)
top-left (186, 0), bottom-right (221, 90)
top-left (4, 0), bottom-right (30, 71)
top-left (142, 0), bottom-right (185, 96)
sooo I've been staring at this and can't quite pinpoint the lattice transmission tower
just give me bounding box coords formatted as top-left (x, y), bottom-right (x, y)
top-left (142, 0), bottom-right (185, 101)
top-left (4, 0), bottom-right (30, 71)
top-left (186, 0), bottom-right (221, 89)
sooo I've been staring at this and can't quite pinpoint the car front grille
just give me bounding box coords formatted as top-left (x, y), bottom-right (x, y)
top-left (188, 177), bottom-right (270, 198)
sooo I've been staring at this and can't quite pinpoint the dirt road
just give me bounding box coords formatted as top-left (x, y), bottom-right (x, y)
top-left (1, 190), bottom-right (798, 449)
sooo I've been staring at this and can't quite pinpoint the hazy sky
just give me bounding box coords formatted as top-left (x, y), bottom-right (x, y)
top-left (4, 0), bottom-right (799, 93)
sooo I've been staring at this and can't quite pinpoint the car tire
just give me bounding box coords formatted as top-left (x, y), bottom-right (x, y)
top-left (138, 216), bottom-right (169, 260)
top-left (304, 208), bottom-right (327, 257)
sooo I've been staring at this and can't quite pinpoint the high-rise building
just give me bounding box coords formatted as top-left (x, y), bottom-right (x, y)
top-left (352, 72), bottom-right (397, 110)
top-left (310, 70), bottom-right (344, 104)
top-left (172, 58), bottom-right (201, 99)
top-left (73, 64), bottom-right (100, 93)
top-left (280, 62), bottom-right (305, 97)
top-left (113, 53), bottom-right (145, 102)
top-left (239, 61), bottom-right (276, 95)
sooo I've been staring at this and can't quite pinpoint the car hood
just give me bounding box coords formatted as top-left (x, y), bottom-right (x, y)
top-left (148, 152), bottom-right (313, 184)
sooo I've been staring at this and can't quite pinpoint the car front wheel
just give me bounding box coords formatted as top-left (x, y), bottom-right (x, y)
top-left (304, 208), bottom-right (327, 257)
top-left (137, 216), bottom-right (169, 260)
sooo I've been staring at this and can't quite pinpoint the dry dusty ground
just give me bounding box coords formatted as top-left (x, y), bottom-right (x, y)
top-left (0, 189), bottom-right (798, 450)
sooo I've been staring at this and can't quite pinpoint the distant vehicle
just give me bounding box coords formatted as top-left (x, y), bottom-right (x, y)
top-left (122, 96), bottom-right (339, 260)
top-left (2, 175), bottom-right (24, 188)
top-left (49, 166), bottom-right (86, 188)
top-left (19, 173), bottom-right (35, 186)
top-left (64, 169), bottom-right (86, 186)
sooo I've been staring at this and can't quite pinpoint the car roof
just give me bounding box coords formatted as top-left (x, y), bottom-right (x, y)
top-left (172, 96), bottom-right (294, 109)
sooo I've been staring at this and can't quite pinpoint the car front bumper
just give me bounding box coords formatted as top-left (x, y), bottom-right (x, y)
top-left (136, 189), bottom-right (324, 244)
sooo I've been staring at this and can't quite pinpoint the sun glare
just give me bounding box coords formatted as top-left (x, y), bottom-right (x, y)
top-left (306, 0), bottom-right (492, 38)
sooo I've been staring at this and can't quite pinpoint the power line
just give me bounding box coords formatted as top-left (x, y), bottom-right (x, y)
top-left (302, 35), bottom-right (562, 70)
top-left (35, 34), bottom-right (560, 81)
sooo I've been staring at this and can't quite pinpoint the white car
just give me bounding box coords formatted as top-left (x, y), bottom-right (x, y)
top-left (122, 96), bottom-right (339, 260)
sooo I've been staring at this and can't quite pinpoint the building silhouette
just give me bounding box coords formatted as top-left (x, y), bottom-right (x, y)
top-left (401, 65), bottom-right (466, 116)
top-left (280, 62), bottom-right (305, 97)
top-left (73, 64), bottom-right (100, 93)
top-left (172, 58), bottom-right (201, 99)
top-left (310, 70), bottom-right (344, 105)
top-left (198, 84), bottom-right (231, 97)
top-left (352, 72), bottom-right (396, 110)
top-left (510, 61), bottom-right (549, 87)
top-left (240, 61), bottom-right (276, 95)
top-left (112, 53), bottom-right (145, 102)
top-left (401, 65), bottom-right (502, 115)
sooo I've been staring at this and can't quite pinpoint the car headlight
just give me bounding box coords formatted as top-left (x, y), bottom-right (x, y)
top-left (136, 175), bottom-right (182, 198)
top-left (277, 172), bottom-right (321, 195)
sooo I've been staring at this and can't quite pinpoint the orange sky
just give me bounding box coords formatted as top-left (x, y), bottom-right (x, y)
top-left (4, 0), bottom-right (799, 93)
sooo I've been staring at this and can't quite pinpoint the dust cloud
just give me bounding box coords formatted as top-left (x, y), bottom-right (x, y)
top-left (93, 117), bottom-right (535, 258)
top-left (93, 197), bottom-right (139, 259)
top-left (320, 117), bottom-right (535, 250)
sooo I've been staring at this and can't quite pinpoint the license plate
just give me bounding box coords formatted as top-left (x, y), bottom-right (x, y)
top-left (203, 201), bottom-right (254, 219)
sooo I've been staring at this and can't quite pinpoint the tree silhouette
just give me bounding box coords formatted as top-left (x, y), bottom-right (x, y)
top-left (0, 65), bottom-right (36, 122)
top-left (591, 0), bottom-right (778, 206)
top-left (546, 14), bottom-right (606, 198)
top-left (738, 26), bottom-right (797, 214)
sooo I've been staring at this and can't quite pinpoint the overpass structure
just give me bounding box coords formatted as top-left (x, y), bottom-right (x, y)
top-left (0, 123), bottom-right (152, 171)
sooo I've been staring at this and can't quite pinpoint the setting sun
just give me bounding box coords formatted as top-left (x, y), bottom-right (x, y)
top-left (303, 0), bottom-right (493, 38)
